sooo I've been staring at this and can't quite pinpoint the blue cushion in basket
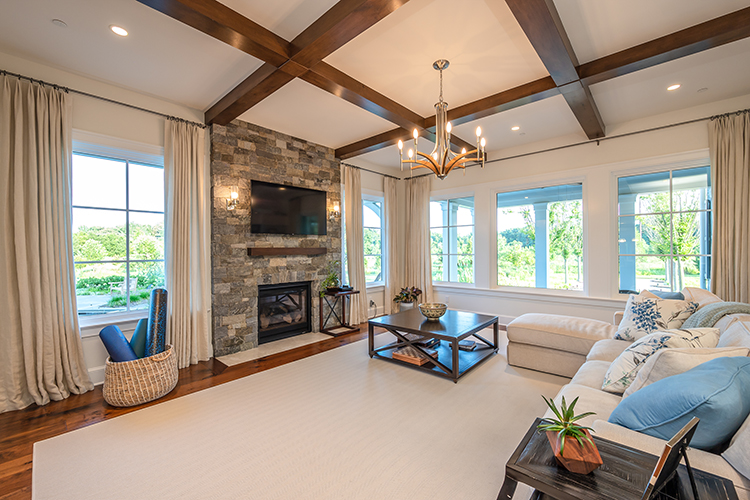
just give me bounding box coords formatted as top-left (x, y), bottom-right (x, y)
top-left (99, 325), bottom-right (138, 362)
top-left (608, 357), bottom-right (750, 450)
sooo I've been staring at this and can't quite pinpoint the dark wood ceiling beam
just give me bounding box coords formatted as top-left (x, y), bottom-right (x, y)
top-left (578, 6), bottom-right (750, 86)
top-left (136, 0), bottom-right (290, 67)
top-left (336, 128), bottom-right (408, 159)
top-left (505, 0), bottom-right (604, 139)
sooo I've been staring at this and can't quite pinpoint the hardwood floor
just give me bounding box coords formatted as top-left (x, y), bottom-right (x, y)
top-left (0, 326), bottom-right (373, 500)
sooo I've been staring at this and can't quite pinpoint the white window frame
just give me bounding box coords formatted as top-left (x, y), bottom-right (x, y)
top-left (430, 194), bottom-right (476, 285)
top-left (362, 193), bottom-right (385, 287)
top-left (72, 131), bottom-right (165, 332)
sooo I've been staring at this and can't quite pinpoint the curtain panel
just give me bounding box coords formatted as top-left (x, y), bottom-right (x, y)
top-left (164, 120), bottom-right (213, 369)
top-left (708, 112), bottom-right (750, 303)
top-left (404, 176), bottom-right (433, 304)
top-left (0, 76), bottom-right (93, 413)
top-left (383, 177), bottom-right (401, 314)
top-left (343, 165), bottom-right (369, 324)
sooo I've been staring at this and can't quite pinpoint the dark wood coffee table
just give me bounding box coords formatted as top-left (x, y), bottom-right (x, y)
top-left (368, 308), bottom-right (499, 382)
top-left (498, 418), bottom-right (738, 500)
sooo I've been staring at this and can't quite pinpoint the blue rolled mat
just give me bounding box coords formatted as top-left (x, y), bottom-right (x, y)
top-left (129, 318), bottom-right (148, 358)
top-left (99, 325), bottom-right (138, 362)
top-left (145, 288), bottom-right (168, 357)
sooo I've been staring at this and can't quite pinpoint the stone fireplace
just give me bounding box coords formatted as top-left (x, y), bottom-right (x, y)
top-left (257, 281), bottom-right (312, 344)
top-left (211, 119), bottom-right (341, 357)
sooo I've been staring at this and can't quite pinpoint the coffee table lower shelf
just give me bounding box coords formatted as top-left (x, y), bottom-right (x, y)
top-left (372, 341), bottom-right (496, 380)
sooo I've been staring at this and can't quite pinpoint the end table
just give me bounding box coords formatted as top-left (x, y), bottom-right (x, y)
top-left (319, 289), bottom-right (360, 336)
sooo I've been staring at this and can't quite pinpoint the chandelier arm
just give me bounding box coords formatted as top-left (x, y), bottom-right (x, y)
top-left (403, 158), bottom-right (440, 175)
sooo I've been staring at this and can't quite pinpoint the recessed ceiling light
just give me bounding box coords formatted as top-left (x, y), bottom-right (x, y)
top-left (511, 126), bottom-right (520, 131)
top-left (697, 87), bottom-right (708, 93)
top-left (110, 25), bottom-right (128, 37)
top-left (51, 19), bottom-right (67, 28)
top-left (667, 84), bottom-right (681, 91)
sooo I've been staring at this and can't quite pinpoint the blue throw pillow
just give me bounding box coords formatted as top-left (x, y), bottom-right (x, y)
top-left (609, 357), bottom-right (750, 450)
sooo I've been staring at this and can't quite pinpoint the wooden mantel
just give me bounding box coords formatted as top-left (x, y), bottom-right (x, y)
top-left (247, 247), bottom-right (328, 257)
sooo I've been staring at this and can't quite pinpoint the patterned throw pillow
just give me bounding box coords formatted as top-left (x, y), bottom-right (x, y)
top-left (601, 328), bottom-right (720, 394)
top-left (615, 294), bottom-right (698, 341)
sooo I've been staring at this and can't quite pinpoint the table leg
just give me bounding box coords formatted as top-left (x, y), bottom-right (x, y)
top-left (368, 322), bottom-right (374, 357)
top-left (342, 295), bottom-right (348, 327)
top-left (493, 320), bottom-right (499, 352)
top-left (496, 476), bottom-right (517, 500)
top-left (452, 338), bottom-right (459, 383)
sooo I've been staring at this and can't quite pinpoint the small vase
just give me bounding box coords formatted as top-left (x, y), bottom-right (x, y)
top-left (399, 302), bottom-right (415, 311)
top-left (545, 430), bottom-right (602, 474)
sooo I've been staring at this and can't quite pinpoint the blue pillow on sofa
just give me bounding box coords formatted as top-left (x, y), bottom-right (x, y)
top-left (608, 357), bottom-right (750, 450)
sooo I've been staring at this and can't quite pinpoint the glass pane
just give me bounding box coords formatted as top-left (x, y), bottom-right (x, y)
top-left (497, 205), bottom-right (534, 246)
top-left (497, 232), bottom-right (536, 287)
top-left (129, 261), bottom-right (165, 310)
top-left (430, 200), bottom-right (447, 228)
top-left (72, 154), bottom-right (126, 209)
top-left (620, 255), bottom-right (672, 293)
top-left (362, 201), bottom-right (381, 228)
top-left (130, 212), bottom-right (165, 261)
top-left (430, 228), bottom-right (444, 255)
top-left (363, 227), bottom-right (381, 257)
top-left (73, 208), bottom-right (126, 261)
top-left (364, 256), bottom-right (381, 283)
top-left (75, 262), bottom-right (127, 315)
top-left (618, 171), bottom-right (670, 215)
top-left (449, 197), bottom-right (474, 226)
top-left (431, 254), bottom-right (445, 281)
top-left (548, 199), bottom-right (583, 290)
top-left (129, 163), bottom-right (164, 212)
top-left (672, 166), bottom-right (711, 212)
top-left (456, 255), bottom-right (474, 283)
top-left (675, 255), bottom-right (710, 290)
top-left (618, 215), bottom-right (671, 255)
top-left (449, 226), bottom-right (473, 255)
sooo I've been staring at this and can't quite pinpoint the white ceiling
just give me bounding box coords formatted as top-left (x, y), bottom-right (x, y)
top-left (1, 0), bottom-right (749, 169)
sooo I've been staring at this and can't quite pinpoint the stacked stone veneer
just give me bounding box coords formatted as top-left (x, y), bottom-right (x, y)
top-left (211, 120), bottom-right (341, 357)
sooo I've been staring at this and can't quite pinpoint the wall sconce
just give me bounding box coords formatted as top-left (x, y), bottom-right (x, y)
top-left (227, 186), bottom-right (239, 210)
top-left (329, 204), bottom-right (340, 221)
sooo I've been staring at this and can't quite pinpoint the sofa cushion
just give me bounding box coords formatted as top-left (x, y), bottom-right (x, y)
top-left (724, 414), bottom-right (750, 481)
top-left (682, 287), bottom-right (724, 309)
top-left (623, 347), bottom-right (750, 398)
top-left (608, 357), bottom-right (750, 450)
top-left (507, 342), bottom-right (585, 378)
top-left (587, 339), bottom-right (631, 362)
top-left (615, 294), bottom-right (698, 341)
top-left (716, 314), bottom-right (750, 335)
top-left (602, 328), bottom-right (720, 394)
top-left (719, 321), bottom-right (750, 349)
top-left (570, 360), bottom-right (611, 389)
top-left (507, 313), bottom-right (616, 355)
top-left (543, 384), bottom-right (622, 426)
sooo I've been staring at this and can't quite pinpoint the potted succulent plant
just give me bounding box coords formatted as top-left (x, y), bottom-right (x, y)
top-left (320, 260), bottom-right (341, 297)
top-left (393, 287), bottom-right (422, 311)
top-left (538, 395), bottom-right (602, 474)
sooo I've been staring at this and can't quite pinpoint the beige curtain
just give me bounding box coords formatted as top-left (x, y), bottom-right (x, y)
top-left (0, 76), bottom-right (93, 413)
top-left (164, 120), bottom-right (213, 368)
top-left (709, 112), bottom-right (750, 303)
top-left (405, 176), bottom-right (433, 303)
top-left (343, 165), bottom-right (369, 324)
top-left (383, 177), bottom-right (401, 314)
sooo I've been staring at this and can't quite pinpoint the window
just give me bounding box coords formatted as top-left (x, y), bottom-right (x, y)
top-left (617, 166), bottom-right (711, 293)
top-left (72, 153), bottom-right (165, 317)
top-left (363, 197), bottom-right (383, 284)
top-left (496, 184), bottom-right (583, 290)
top-left (430, 197), bottom-right (474, 283)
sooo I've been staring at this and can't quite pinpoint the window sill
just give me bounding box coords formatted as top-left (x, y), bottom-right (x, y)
top-left (79, 310), bottom-right (149, 337)
top-left (366, 283), bottom-right (384, 292)
top-left (432, 284), bottom-right (627, 310)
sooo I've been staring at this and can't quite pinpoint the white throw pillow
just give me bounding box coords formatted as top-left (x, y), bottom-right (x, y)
top-left (724, 413), bottom-right (750, 481)
top-left (681, 287), bottom-right (723, 309)
top-left (718, 321), bottom-right (750, 349)
top-left (602, 328), bottom-right (720, 394)
top-left (615, 294), bottom-right (698, 341)
top-left (622, 347), bottom-right (750, 397)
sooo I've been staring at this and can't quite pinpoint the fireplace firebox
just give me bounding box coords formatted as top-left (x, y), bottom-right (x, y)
top-left (257, 281), bottom-right (312, 344)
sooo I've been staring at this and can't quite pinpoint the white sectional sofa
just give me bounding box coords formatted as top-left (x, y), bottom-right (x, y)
top-left (506, 288), bottom-right (750, 499)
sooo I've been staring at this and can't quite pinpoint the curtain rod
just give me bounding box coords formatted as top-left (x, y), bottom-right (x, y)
top-left (341, 162), bottom-right (402, 180)
top-left (0, 69), bottom-right (207, 129)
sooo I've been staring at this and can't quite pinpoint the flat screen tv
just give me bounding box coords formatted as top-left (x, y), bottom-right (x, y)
top-left (250, 180), bottom-right (327, 235)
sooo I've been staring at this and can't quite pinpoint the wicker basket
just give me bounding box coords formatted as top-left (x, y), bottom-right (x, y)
top-left (103, 344), bottom-right (178, 407)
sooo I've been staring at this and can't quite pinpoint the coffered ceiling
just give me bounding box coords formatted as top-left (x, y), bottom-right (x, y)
top-left (1, 0), bottom-right (749, 171)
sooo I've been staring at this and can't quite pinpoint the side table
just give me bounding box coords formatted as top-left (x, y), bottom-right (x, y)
top-left (319, 289), bottom-right (360, 336)
top-left (498, 418), bottom-right (738, 500)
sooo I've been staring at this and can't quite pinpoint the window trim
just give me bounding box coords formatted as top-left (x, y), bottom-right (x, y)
top-left (362, 193), bottom-right (384, 286)
top-left (430, 195), bottom-right (476, 285)
top-left (72, 132), bottom-right (165, 329)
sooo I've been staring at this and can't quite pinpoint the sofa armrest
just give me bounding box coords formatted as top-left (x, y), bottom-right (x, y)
top-left (613, 311), bottom-right (624, 326)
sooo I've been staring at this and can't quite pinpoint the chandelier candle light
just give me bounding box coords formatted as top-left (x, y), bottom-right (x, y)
top-left (398, 60), bottom-right (486, 180)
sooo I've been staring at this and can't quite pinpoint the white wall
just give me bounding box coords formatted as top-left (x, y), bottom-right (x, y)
top-left (1, 50), bottom-right (203, 384)
top-left (430, 92), bottom-right (750, 324)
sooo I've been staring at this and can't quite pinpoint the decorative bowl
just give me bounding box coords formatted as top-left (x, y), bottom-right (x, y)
top-left (418, 302), bottom-right (448, 320)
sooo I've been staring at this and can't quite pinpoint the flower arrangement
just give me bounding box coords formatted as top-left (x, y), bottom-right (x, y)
top-left (393, 287), bottom-right (422, 304)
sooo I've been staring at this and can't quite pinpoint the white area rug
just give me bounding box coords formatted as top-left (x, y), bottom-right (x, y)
top-left (217, 332), bottom-right (332, 366)
top-left (33, 331), bottom-right (567, 500)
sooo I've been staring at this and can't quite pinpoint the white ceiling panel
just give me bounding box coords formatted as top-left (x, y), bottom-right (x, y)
top-left (238, 79), bottom-right (394, 149)
top-left (324, 0), bottom-right (550, 117)
top-left (218, 0), bottom-right (339, 41)
top-left (554, 0), bottom-right (750, 64)
top-left (0, 0), bottom-right (262, 110)
top-left (591, 38), bottom-right (750, 127)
